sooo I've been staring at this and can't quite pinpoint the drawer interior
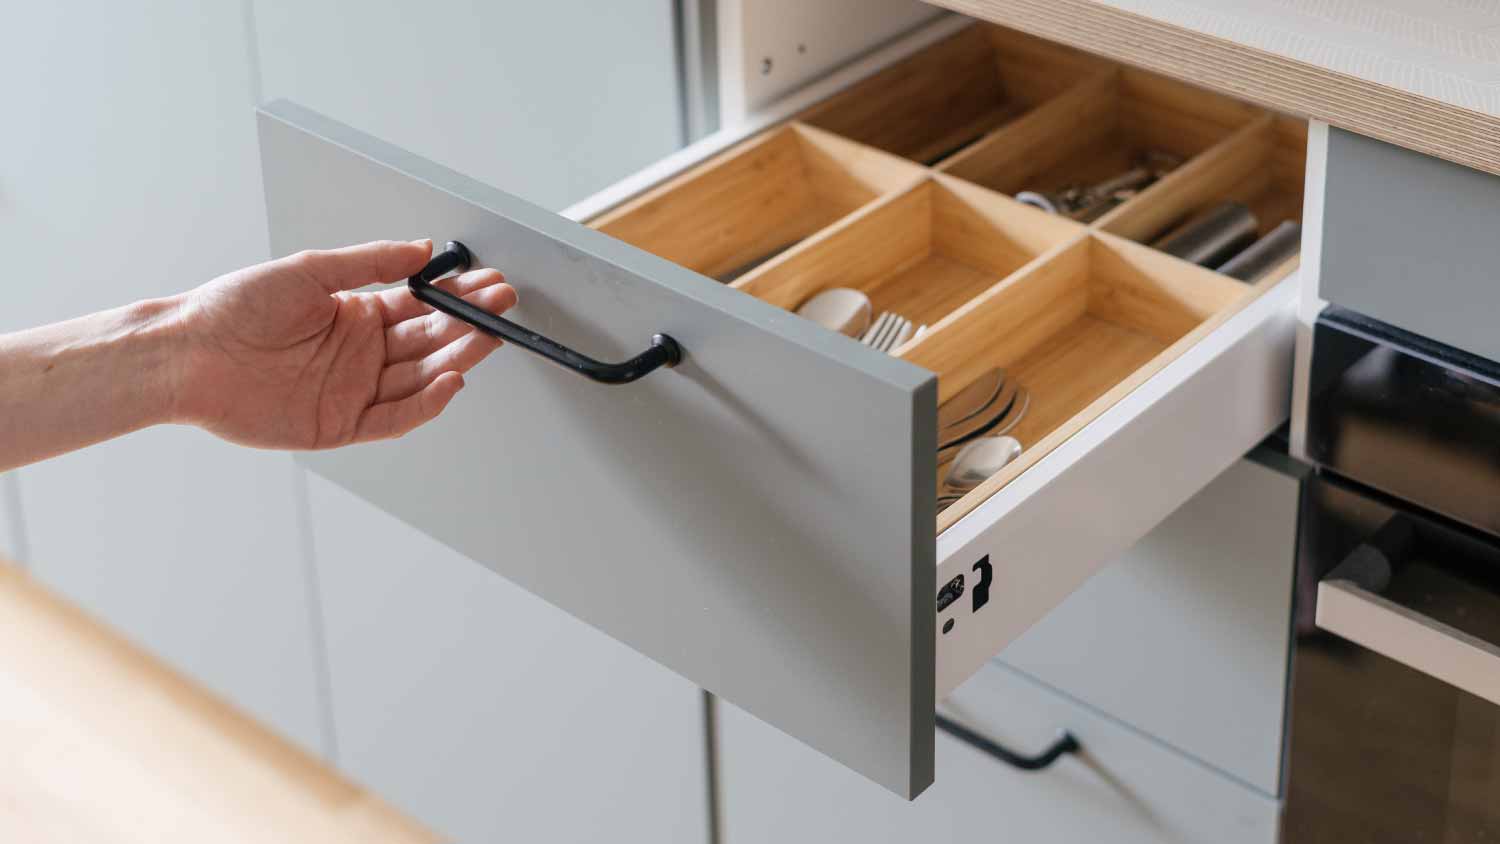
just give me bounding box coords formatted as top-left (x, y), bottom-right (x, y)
top-left (794, 24), bottom-right (1109, 166)
top-left (588, 20), bottom-right (1307, 534)
top-left (1100, 114), bottom-right (1308, 247)
top-left (591, 125), bottom-right (925, 281)
top-left (903, 231), bottom-right (1247, 494)
top-left (735, 177), bottom-right (1079, 333)
top-left (937, 67), bottom-right (1260, 202)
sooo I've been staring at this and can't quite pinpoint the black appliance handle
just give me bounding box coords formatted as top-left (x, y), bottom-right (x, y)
top-left (1323, 515), bottom-right (1415, 593)
top-left (1315, 505), bottom-right (1500, 707)
top-left (936, 714), bottom-right (1080, 772)
top-left (409, 241), bottom-right (683, 385)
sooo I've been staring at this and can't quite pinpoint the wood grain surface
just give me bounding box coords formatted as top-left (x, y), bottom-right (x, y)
top-left (927, 0), bottom-right (1500, 178)
top-left (0, 560), bottom-right (436, 844)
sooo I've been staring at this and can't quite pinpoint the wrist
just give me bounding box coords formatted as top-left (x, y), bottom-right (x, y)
top-left (118, 294), bottom-right (194, 427)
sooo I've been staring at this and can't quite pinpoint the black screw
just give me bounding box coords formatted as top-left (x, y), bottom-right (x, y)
top-left (942, 618), bottom-right (955, 635)
top-left (760, 57), bottom-right (773, 75)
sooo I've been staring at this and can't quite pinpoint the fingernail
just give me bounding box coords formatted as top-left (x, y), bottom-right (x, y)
top-left (411, 238), bottom-right (432, 250)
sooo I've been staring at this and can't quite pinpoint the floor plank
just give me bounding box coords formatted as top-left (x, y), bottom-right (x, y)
top-left (0, 560), bottom-right (437, 844)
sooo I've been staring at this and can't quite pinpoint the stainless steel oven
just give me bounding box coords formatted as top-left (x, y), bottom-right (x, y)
top-left (1284, 306), bottom-right (1500, 840)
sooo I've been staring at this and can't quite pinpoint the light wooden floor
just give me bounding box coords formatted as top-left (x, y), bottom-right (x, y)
top-left (0, 560), bottom-right (438, 844)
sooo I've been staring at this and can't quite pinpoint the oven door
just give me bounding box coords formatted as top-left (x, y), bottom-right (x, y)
top-left (1284, 474), bottom-right (1500, 840)
top-left (1300, 305), bottom-right (1500, 535)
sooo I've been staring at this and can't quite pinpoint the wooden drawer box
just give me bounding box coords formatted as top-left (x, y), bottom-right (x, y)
top-left (258, 15), bottom-right (1306, 798)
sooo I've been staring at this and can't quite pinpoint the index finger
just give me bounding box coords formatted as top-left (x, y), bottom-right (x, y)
top-left (372, 267), bottom-right (511, 325)
top-left (298, 239), bottom-right (433, 293)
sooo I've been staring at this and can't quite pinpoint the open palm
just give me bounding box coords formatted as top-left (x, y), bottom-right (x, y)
top-left (176, 240), bottom-right (515, 449)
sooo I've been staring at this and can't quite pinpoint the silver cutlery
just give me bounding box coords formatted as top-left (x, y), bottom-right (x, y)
top-left (1217, 220), bottom-right (1300, 282)
top-left (938, 384), bottom-right (1029, 460)
top-left (938, 368), bottom-right (1006, 433)
top-left (941, 378), bottom-right (1017, 447)
top-left (1152, 201), bottom-right (1259, 268)
top-left (796, 288), bottom-right (872, 338)
top-left (1016, 150), bottom-right (1182, 222)
top-left (937, 435), bottom-right (1025, 508)
top-left (861, 311), bottom-right (914, 353)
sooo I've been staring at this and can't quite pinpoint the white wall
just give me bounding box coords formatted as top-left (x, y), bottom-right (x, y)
top-left (0, 2), bottom-right (328, 753)
top-left (252, 0), bottom-right (685, 212)
top-left (0, 474), bottom-right (24, 565)
top-left (0, 2), bottom-right (695, 831)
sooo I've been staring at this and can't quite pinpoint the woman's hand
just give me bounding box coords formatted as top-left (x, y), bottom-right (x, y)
top-left (0, 239), bottom-right (511, 472)
top-left (174, 239), bottom-right (516, 448)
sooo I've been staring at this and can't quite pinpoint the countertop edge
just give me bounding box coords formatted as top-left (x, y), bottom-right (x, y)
top-left (928, 0), bottom-right (1500, 178)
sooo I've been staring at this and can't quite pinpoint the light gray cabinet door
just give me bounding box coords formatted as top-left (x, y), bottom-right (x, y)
top-left (252, 0), bottom-right (682, 212)
top-left (306, 473), bottom-right (709, 843)
top-left (719, 663), bottom-right (1280, 844)
top-left (999, 454), bottom-right (1304, 795)
top-left (259, 101), bottom-right (937, 798)
top-left (0, 1), bottom-right (326, 755)
top-left (1319, 127), bottom-right (1500, 363)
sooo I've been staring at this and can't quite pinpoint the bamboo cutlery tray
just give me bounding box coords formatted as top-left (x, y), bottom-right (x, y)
top-left (588, 21), bottom-right (1307, 533)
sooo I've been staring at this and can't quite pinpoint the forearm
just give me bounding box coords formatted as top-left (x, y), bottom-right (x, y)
top-left (0, 297), bottom-right (185, 471)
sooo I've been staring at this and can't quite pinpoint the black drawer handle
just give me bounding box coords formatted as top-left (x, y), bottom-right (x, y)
top-left (936, 714), bottom-right (1080, 772)
top-left (409, 241), bottom-right (683, 385)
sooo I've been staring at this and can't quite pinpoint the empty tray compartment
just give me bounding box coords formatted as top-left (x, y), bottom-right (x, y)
top-left (734, 175), bottom-right (1082, 343)
top-left (938, 67), bottom-right (1265, 214)
top-left (591, 123), bottom-right (923, 281)
top-left (1101, 115), bottom-right (1307, 275)
top-left (798, 23), bottom-right (1109, 166)
top-left (904, 232), bottom-right (1255, 526)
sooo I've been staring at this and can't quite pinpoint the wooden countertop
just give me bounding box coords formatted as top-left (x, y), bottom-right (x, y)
top-left (0, 561), bottom-right (438, 844)
top-left (930, 0), bottom-right (1500, 177)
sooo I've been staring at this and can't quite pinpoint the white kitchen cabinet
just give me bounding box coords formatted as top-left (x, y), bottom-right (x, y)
top-left (305, 474), bottom-right (709, 844)
top-left (252, 0), bottom-right (684, 212)
top-left (718, 662), bottom-right (1281, 844)
top-left (0, 1), bottom-right (327, 754)
top-left (999, 453), bottom-right (1305, 795)
top-left (720, 453), bottom-right (1301, 840)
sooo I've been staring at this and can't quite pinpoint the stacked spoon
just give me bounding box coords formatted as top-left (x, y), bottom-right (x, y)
top-left (935, 367), bottom-right (1029, 509)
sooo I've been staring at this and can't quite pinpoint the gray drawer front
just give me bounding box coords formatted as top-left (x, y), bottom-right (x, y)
top-left (257, 101), bottom-right (937, 798)
top-left (719, 663), bottom-right (1280, 844)
top-left (998, 453), bottom-right (1303, 795)
top-left (1321, 127), bottom-right (1500, 363)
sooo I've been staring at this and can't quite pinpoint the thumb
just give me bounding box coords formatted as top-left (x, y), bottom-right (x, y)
top-left (299, 239), bottom-right (433, 293)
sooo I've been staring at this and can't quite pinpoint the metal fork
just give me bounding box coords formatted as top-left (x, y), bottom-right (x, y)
top-left (860, 311), bottom-right (914, 354)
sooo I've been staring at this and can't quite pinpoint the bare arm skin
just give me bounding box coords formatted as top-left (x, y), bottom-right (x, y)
top-left (0, 239), bottom-right (515, 472)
